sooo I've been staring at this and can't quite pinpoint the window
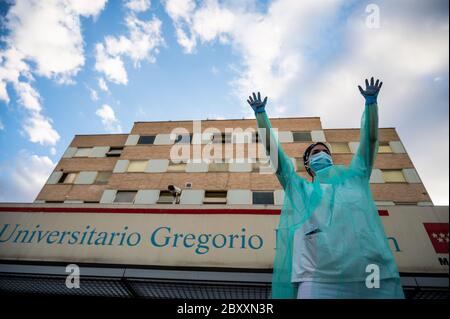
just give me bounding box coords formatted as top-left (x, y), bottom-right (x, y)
top-left (58, 172), bottom-right (77, 184)
top-left (74, 148), bottom-right (91, 157)
top-left (212, 132), bottom-right (232, 144)
top-left (252, 191), bottom-right (274, 205)
top-left (203, 190), bottom-right (227, 204)
top-left (167, 160), bottom-right (187, 172)
top-left (208, 162), bottom-right (229, 172)
top-left (295, 159), bottom-right (305, 171)
top-left (382, 170), bottom-right (406, 183)
top-left (378, 142), bottom-right (393, 153)
top-left (95, 171), bottom-right (112, 184)
top-left (113, 191), bottom-right (137, 203)
top-left (252, 160), bottom-right (272, 172)
top-left (330, 143), bottom-right (351, 154)
top-left (232, 132), bottom-right (256, 144)
top-left (127, 160), bottom-right (148, 172)
top-left (157, 190), bottom-right (174, 204)
top-left (138, 135), bottom-right (156, 145)
top-left (394, 201), bottom-right (418, 205)
top-left (252, 132), bottom-right (259, 143)
top-left (174, 134), bottom-right (192, 144)
top-left (106, 147), bottom-right (123, 157)
top-left (293, 132), bottom-right (312, 142)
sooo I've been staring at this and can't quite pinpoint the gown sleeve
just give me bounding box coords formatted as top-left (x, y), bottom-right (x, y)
top-left (349, 101), bottom-right (379, 180)
top-left (255, 111), bottom-right (309, 190)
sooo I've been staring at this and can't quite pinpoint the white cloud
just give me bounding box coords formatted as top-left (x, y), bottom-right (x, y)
top-left (406, 124), bottom-right (449, 206)
top-left (69, 0), bottom-right (108, 17)
top-left (3, 0), bottom-right (107, 82)
top-left (23, 113), bottom-right (60, 146)
top-left (98, 77), bottom-right (109, 92)
top-left (0, 151), bottom-right (56, 202)
top-left (0, 119), bottom-right (4, 130)
top-left (164, 0), bottom-right (209, 53)
top-left (0, 48), bottom-right (32, 102)
top-left (88, 86), bottom-right (99, 101)
top-left (95, 104), bottom-right (122, 133)
top-left (95, 43), bottom-right (129, 85)
top-left (164, 0), bottom-right (343, 104)
top-left (0, 0), bottom-right (107, 146)
top-left (125, 0), bottom-right (151, 12)
top-left (94, 3), bottom-right (164, 85)
top-left (165, 0), bottom-right (196, 22)
top-left (164, 0), bottom-right (449, 204)
top-left (298, 0), bottom-right (449, 204)
top-left (14, 81), bottom-right (42, 112)
top-left (0, 81), bottom-right (9, 103)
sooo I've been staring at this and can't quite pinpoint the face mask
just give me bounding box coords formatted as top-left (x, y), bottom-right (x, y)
top-left (309, 151), bottom-right (333, 173)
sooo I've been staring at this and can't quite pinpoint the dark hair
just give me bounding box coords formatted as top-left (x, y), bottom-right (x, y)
top-left (303, 142), bottom-right (331, 177)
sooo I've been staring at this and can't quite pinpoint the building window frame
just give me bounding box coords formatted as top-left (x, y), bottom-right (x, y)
top-left (126, 160), bottom-right (148, 172)
top-left (157, 190), bottom-right (175, 204)
top-left (292, 131), bottom-right (312, 142)
top-left (113, 190), bottom-right (137, 203)
top-left (208, 162), bottom-right (229, 172)
top-left (137, 135), bottom-right (156, 145)
top-left (174, 133), bottom-right (193, 144)
top-left (73, 147), bottom-right (92, 157)
top-left (330, 142), bottom-right (351, 154)
top-left (211, 132), bottom-right (232, 144)
top-left (167, 160), bottom-right (187, 172)
top-left (252, 191), bottom-right (275, 205)
top-left (58, 172), bottom-right (78, 184)
top-left (95, 171), bottom-right (112, 184)
top-left (106, 147), bottom-right (124, 157)
top-left (203, 190), bottom-right (227, 204)
top-left (382, 169), bottom-right (407, 183)
top-left (378, 141), bottom-right (393, 153)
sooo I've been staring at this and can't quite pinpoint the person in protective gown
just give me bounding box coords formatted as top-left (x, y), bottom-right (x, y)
top-left (248, 77), bottom-right (405, 299)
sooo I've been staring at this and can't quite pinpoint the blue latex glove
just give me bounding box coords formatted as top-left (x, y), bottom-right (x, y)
top-left (358, 77), bottom-right (382, 105)
top-left (247, 92), bottom-right (268, 113)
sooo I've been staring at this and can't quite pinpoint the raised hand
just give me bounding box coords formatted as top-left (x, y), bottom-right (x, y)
top-left (358, 77), bottom-right (382, 105)
top-left (247, 92), bottom-right (268, 113)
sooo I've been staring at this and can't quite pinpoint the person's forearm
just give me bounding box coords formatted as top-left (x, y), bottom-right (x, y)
top-left (359, 101), bottom-right (379, 170)
top-left (367, 102), bottom-right (379, 144)
top-left (255, 110), bottom-right (297, 189)
top-left (249, 92), bottom-right (299, 189)
top-left (255, 111), bottom-right (275, 155)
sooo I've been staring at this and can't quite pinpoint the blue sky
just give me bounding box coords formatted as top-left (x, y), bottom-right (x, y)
top-left (0, 0), bottom-right (448, 204)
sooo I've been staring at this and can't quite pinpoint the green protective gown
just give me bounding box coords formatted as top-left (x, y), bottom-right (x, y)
top-left (255, 102), bottom-right (404, 299)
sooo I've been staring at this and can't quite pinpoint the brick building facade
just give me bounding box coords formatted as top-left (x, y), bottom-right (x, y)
top-left (35, 116), bottom-right (432, 207)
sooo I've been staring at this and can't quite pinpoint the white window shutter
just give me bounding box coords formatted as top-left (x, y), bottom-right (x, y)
top-left (74, 171), bottom-right (97, 184)
top-left (113, 160), bottom-right (129, 173)
top-left (227, 190), bottom-right (252, 205)
top-left (62, 147), bottom-right (77, 158)
top-left (47, 171), bottom-right (63, 184)
top-left (100, 190), bottom-right (117, 203)
top-left (180, 190), bottom-right (204, 204)
top-left (125, 135), bottom-right (139, 146)
top-left (145, 159), bottom-right (169, 173)
top-left (134, 190), bottom-right (160, 204)
top-left (89, 146), bottom-right (110, 157)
